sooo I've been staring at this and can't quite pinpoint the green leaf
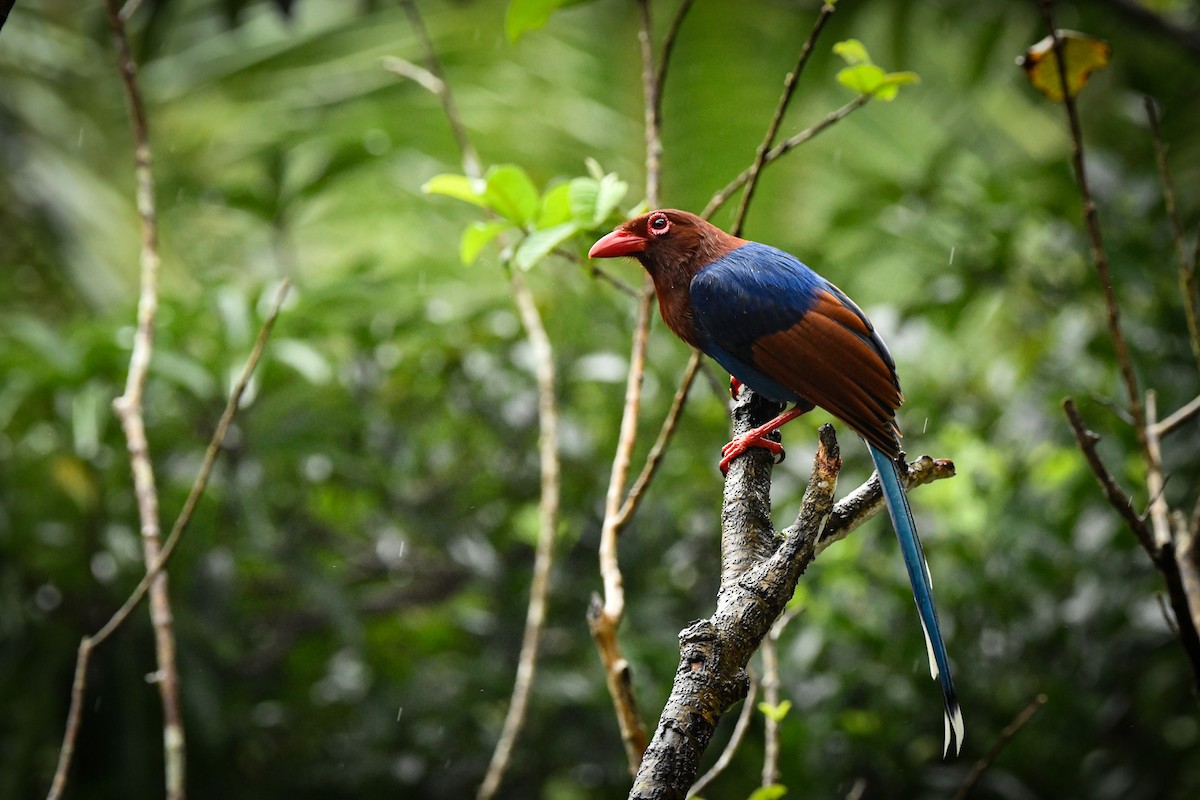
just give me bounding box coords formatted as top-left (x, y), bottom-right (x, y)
top-left (505, 0), bottom-right (562, 42)
top-left (592, 173), bottom-right (628, 225)
top-left (514, 222), bottom-right (579, 270)
top-left (568, 176), bottom-right (600, 223)
top-left (460, 220), bottom-right (512, 265)
top-left (836, 63), bottom-right (887, 95)
top-left (833, 38), bottom-right (872, 66)
top-left (834, 39), bottom-right (919, 100)
top-left (584, 156), bottom-right (605, 180)
top-left (538, 182), bottom-right (573, 228)
top-left (421, 173), bottom-right (488, 207)
top-left (758, 699), bottom-right (793, 723)
top-left (872, 70), bottom-right (921, 101)
top-left (747, 785), bottom-right (787, 800)
top-left (485, 164), bottom-right (540, 226)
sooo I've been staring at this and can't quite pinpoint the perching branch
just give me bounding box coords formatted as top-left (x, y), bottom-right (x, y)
top-left (686, 674), bottom-right (758, 799)
top-left (629, 396), bottom-right (956, 799)
top-left (47, 281), bottom-right (291, 800)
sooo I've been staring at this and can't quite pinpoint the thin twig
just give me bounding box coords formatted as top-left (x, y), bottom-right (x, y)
top-left (951, 694), bottom-right (1048, 800)
top-left (396, 6), bottom-right (564, 796)
top-left (702, 95), bottom-right (871, 220)
top-left (400, 0), bottom-right (480, 179)
top-left (478, 269), bottom-right (561, 800)
top-left (1153, 392), bottom-right (1200, 437)
top-left (1176, 505), bottom-right (1200, 658)
top-left (639, 0), bottom-right (662, 209)
top-left (48, 281), bottom-right (291, 800)
top-left (1039, 1), bottom-right (1148, 459)
top-left (589, 283), bottom-right (655, 769)
top-left (615, 350), bottom-right (702, 527)
top-left (761, 606), bottom-right (801, 788)
top-left (101, 2), bottom-right (186, 796)
top-left (731, 1), bottom-right (837, 236)
top-left (1062, 398), bottom-right (1156, 555)
top-left (382, 56), bottom-right (444, 95)
top-left (1145, 391), bottom-right (1173, 550)
top-left (686, 675), bottom-right (759, 799)
top-left (588, 0), bottom-right (674, 771)
top-left (1144, 97), bottom-right (1200, 375)
top-left (653, 0), bottom-right (696, 120)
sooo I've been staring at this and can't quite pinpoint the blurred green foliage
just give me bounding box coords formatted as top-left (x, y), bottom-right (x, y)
top-left (1, 1), bottom-right (1199, 798)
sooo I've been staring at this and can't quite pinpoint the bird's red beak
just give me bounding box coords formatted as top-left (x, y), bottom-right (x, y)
top-left (588, 228), bottom-right (646, 259)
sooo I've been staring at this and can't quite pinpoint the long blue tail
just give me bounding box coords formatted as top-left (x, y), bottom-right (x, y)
top-left (868, 444), bottom-right (965, 756)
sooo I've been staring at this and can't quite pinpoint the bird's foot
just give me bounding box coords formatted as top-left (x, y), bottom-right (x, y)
top-left (719, 431), bottom-right (784, 474)
top-left (729, 377), bottom-right (744, 399)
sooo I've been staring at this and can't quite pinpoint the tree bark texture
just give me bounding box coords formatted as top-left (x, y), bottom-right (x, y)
top-left (629, 390), bottom-right (841, 799)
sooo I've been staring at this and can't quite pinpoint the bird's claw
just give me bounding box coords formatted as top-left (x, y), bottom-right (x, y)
top-left (719, 432), bottom-right (785, 474)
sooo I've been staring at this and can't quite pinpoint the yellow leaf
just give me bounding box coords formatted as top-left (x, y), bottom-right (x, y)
top-left (1019, 30), bottom-right (1111, 102)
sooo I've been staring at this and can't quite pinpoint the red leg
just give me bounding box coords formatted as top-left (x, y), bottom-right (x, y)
top-left (719, 403), bottom-right (813, 474)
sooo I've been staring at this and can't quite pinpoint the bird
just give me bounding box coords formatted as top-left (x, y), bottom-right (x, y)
top-left (588, 209), bottom-right (964, 756)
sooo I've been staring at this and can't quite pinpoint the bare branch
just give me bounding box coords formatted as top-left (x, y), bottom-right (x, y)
top-left (1152, 392), bottom-right (1200, 437)
top-left (1063, 398), bottom-right (1155, 554)
top-left (638, 0), bottom-right (662, 209)
top-left (761, 606), bottom-right (801, 788)
top-left (48, 280), bottom-right (291, 800)
top-left (653, 0), bottom-right (697, 120)
top-left (1175, 509), bottom-right (1200, 664)
top-left (1064, 399), bottom-right (1200, 689)
top-left (1145, 392), bottom-right (1173, 551)
top-left (588, 0), bottom-right (691, 770)
top-left (951, 694), bottom-right (1048, 800)
top-left (816, 453), bottom-right (956, 555)
top-left (1144, 97), bottom-right (1200, 375)
top-left (394, 7), bottom-right (565, 796)
top-left (616, 350), bottom-right (702, 527)
top-left (399, 0), bottom-right (480, 179)
top-left (731, 1), bottom-right (837, 236)
top-left (702, 95), bottom-right (871, 221)
top-left (589, 283), bottom-right (655, 769)
top-left (1038, 1), bottom-right (1148, 460)
top-left (99, 2), bottom-right (188, 795)
top-left (478, 270), bottom-right (562, 800)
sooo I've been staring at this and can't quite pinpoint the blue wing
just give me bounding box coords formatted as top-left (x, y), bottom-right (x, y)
top-left (688, 242), bottom-right (904, 455)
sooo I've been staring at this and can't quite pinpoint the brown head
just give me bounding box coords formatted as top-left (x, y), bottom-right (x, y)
top-left (588, 210), bottom-right (746, 347)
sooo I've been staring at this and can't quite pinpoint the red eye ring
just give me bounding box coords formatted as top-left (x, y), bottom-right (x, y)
top-left (647, 212), bottom-right (671, 236)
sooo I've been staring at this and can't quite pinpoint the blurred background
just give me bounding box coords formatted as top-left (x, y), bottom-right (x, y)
top-left (2, 0), bottom-right (1199, 797)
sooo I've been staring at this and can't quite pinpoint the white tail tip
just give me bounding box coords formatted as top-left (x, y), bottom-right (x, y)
top-left (943, 704), bottom-right (966, 757)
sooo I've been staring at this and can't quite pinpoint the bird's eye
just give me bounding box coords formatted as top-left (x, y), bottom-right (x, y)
top-left (648, 213), bottom-right (671, 236)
